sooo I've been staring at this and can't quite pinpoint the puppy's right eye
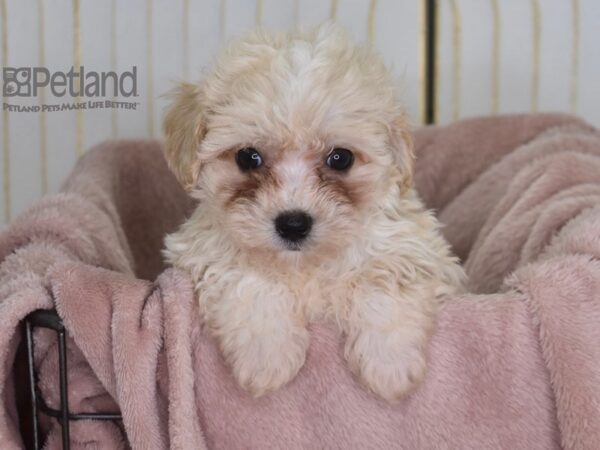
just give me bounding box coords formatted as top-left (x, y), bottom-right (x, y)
top-left (235, 147), bottom-right (263, 171)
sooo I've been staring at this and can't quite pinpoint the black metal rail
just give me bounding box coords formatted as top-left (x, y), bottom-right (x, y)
top-left (24, 309), bottom-right (122, 450)
top-left (424, 0), bottom-right (438, 125)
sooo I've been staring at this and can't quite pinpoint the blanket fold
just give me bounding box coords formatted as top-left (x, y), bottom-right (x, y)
top-left (1, 114), bottom-right (599, 449)
top-left (52, 264), bottom-right (204, 449)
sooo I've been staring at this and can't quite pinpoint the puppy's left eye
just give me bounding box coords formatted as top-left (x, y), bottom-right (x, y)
top-left (326, 148), bottom-right (354, 171)
top-left (235, 147), bottom-right (263, 171)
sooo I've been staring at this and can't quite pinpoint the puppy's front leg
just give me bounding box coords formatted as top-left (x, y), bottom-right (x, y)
top-left (207, 272), bottom-right (309, 397)
top-left (343, 275), bottom-right (437, 401)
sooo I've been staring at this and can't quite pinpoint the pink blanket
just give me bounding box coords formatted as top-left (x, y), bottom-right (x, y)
top-left (1, 113), bottom-right (600, 449)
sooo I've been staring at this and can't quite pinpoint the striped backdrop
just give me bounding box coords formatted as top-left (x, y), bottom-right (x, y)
top-left (1, 0), bottom-right (599, 223)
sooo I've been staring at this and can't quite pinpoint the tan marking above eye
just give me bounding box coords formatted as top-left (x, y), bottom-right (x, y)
top-left (216, 147), bottom-right (244, 162)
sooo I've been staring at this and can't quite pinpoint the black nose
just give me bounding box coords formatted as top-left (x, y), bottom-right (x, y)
top-left (275, 211), bottom-right (313, 243)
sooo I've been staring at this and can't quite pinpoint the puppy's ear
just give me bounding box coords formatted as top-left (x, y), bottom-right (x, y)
top-left (388, 115), bottom-right (415, 191)
top-left (163, 82), bottom-right (205, 191)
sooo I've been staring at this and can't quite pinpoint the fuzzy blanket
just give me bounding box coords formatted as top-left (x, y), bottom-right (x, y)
top-left (1, 113), bottom-right (600, 449)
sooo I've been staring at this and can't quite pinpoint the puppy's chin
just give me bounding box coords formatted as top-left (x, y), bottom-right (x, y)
top-left (279, 240), bottom-right (304, 252)
top-left (229, 231), bottom-right (347, 267)
top-left (275, 233), bottom-right (318, 252)
top-left (239, 237), bottom-right (315, 259)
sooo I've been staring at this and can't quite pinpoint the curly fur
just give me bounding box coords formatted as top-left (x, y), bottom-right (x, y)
top-left (162, 24), bottom-right (464, 401)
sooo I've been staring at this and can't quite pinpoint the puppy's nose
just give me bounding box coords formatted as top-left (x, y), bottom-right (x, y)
top-left (275, 211), bottom-right (313, 243)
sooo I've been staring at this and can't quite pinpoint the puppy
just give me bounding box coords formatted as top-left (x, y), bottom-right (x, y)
top-left (162, 24), bottom-right (464, 401)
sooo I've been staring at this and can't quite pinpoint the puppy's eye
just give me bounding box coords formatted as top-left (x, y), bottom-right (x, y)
top-left (235, 147), bottom-right (263, 171)
top-left (326, 148), bottom-right (354, 171)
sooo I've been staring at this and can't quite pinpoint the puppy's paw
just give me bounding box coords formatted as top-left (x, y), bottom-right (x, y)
top-left (227, 327), bottom-right (309, 397)
top-left (345, 327), bottom-right (429, 402)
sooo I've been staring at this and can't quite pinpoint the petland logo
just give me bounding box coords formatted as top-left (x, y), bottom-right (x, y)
top-left (2, 66), bottom-right (140, 112)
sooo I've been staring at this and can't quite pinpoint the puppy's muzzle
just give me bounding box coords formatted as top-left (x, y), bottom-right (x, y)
top-left (275, 210), bottom-right (313, 245)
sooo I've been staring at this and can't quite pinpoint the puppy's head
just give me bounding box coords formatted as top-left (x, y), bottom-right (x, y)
top-left (164, 24), bottom-right (413, 260)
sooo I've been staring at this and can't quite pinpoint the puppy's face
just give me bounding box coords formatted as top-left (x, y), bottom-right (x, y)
top-left (164, 26), bottom-right (413, 261)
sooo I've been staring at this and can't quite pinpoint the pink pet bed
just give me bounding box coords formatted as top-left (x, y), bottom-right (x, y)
top-left (1, 113), bottom-right (600, 449)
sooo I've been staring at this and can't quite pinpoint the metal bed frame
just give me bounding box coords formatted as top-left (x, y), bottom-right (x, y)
top-left (20, 1), bottom-right (438, 447)
top-left (24, 310), bottom-right (122, 450)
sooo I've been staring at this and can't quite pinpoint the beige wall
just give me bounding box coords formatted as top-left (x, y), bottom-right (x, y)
top-left (1, 0), bottom-right (598, 223)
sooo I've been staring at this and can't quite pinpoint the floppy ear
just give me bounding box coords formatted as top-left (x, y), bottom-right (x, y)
top-left (163, 82), bottom-right (205, 191)
top-left (388, 115), bottom-right (415, 191)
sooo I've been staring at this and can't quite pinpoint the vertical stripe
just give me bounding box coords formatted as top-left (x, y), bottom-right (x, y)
top-left (183, 0), bottom-right (190, 78)
top-left (73, 0), bottom-right (84, 156)
top-left (255, 0), bottom-right (263, 27)
top-left (490, 0), bottom-right (501, 114)
top-left (330, 0), bottom-right (338, 21)
top-left (110, 0), bottom-right (118, 137)
top-left (292, 0), bottom-right (300, 31)
top-left (434, 0), bottom-right (440, 124)
top-left (1, 0), bottom-right (9, 222)
top-left (449, 0), bottom-right (462, 121)
top-left (146, 0), bottom-right (154, 137)
top-left (570, 0), bottom-right (580, 113)
top-left (367, 0), bottom-right (377, 46)
top-left (219, 0), bottom-right (226, 40)
top-left (419, 0), bottom-right (426, 124)
top-left (530, 0), bottom-right (541, 112)
top-left (38, 0), bottom-right (48, 193)
top-left (421, 0), bottom-right (439, 125)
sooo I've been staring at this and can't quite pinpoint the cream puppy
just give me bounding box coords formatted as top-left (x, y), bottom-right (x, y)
top-left (163, 24), bottom-right (464, 401)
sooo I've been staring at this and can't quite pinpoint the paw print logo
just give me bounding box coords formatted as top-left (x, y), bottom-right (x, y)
top-left (3, 67), bottom-right (32, 97)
